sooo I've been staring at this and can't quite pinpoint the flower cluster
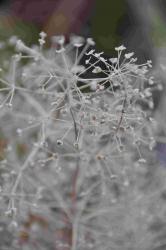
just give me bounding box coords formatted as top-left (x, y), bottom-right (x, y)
top-left (0, 33), bottom-right (162, 249)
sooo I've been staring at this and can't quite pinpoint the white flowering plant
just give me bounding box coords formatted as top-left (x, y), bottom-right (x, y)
top-left (0, 32), bottom-right (165, 250)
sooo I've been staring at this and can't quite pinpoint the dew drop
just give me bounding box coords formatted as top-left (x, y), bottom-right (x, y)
top-left (87, 37), bottom-right (95, 46)
top-left (138, 158), bottom-right (147, 164)
top-left (16, 128), bottom-right (22, 136)
top-left (56, 139), bottom-right (63, 146)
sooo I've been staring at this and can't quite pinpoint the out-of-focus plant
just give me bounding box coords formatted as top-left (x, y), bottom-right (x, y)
top-left (0, 32), bottom-right (165, 250)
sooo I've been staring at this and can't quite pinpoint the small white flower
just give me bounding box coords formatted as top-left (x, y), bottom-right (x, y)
top-left (92, 66), bottom-right (102, 73)
top-left (8, 36), bottom-right (18, 46)
top-left (144, 88), bottom-right (152, 97)
top-left (130, 57), bottom-right (137, 62)
top-left (16, 128), bottom-right (22, 135)
top-left (71, 65), bottom-right (85, 74)
top-left (109, 58), bottom-right (118, 64)
top-left (55, 47), bottom-right (65, 53)
top-left (94, 52), bottom-right (104, 58)
top-left (124, 52), bottom-right (134, 59)
top-left (16, 40), bottom-right (25, 51)
top-left (51, 35), bottom-right (65, 45)
top-left (70, 35), bottom-right (84, 47)
top-left (97, 84), bottom-right (104, 91)
top-left (148, 77), bottom-right (154, 85)
top-left (13, 53), bottom-right (22, 62)
top-left (87, 37), bottom-right (95, 46)
top-left (90, 80), bottom-right (98, 90)
top-left (85, 57), bottom-right (91, 64)
top-left (38, 38), bottom-right (45, 46)
top-left (39, 31), bottom-right (47, 39)
top-left (138, 158), bottom-right (147, 163)
top-left (115, 45), bottom-right (126, 51)
top-left (86, 49), bottom-right (95, 55)
top-left (147, 60), bottom-right (152, 68)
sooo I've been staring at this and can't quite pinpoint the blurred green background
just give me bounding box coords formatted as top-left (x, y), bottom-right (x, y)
top-left (0, 0), bottom-right (165, 62)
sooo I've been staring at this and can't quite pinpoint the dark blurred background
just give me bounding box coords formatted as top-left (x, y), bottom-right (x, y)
top-left (0, 0), bottom-right (166, 62)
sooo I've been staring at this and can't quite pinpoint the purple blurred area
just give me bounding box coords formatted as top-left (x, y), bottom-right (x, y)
top-left (156, 143), bottom-right (166, 165)
top-left (11, 0), bottom-right (60, 25)
top-left (11, 0), bottom-right (95, 37)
